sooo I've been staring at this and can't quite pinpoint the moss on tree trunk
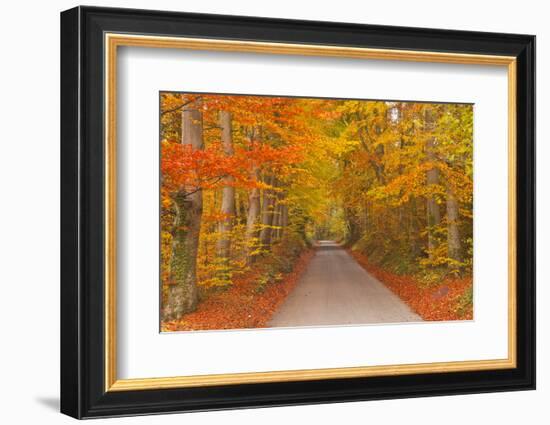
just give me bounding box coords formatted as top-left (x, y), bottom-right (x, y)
top-left (163, 190), bottom-right (201, 321)
top-left (162, 105), bottom-right (204, 322)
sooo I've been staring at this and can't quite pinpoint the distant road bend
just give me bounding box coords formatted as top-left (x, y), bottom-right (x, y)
top-left (268, 241), bottom-right (422, 327)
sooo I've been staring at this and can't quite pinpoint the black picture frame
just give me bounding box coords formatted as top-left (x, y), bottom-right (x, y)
top-left (61, 5), bottom-right (535, 419)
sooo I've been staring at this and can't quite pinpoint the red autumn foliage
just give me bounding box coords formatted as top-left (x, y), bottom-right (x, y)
top-left (350, 251), bottom-right (473, 321)
top-left (161, 140), bottom-right (304, 194)
top-left (162, 250), bottom-right (315, 332)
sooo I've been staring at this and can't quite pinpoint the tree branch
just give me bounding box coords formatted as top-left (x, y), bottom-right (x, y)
top-left (161, 96), bottom-right (203, 116)
top-left (180, 175), bottom-right (226, 198)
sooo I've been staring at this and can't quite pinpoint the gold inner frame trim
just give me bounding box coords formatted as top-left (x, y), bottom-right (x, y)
top-left (104, 33), bottom-right (517, 392)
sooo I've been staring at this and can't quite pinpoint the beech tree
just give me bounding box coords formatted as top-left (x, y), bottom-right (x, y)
top-left (162, 103), bottom-right (203, 320)
top-left (424, 106), bottom-right (442, 260)
top-left (245, 127), bottom-right (261, 263)
top-left (216, 110), bottom-right (235, 262)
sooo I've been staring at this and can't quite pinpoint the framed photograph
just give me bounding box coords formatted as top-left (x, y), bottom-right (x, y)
top-left (60, 6), bottom-right (535, 419)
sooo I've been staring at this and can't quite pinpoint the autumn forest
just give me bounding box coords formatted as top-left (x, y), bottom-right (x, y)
top-left (160, 92), bottom-right (474, 331)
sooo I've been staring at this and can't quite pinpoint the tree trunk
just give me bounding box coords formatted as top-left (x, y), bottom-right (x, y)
top-left (446, 184), bottom-right (461, 263)
top-left (259, 175), bottom-right (276, 249)
top-left (271, 197), bottom-right (282, 241)
top-left (363, 202), bottom-right (369, 234)
top-left (273, 193), bottom-right (286, 240)
top-left (245, 167), bottom-right (261, 256)
top-left (216, 111), bottom-right (235, 261)
top-left (235, 189), bottom-right (247, 225)
top-left (345, 207), bottom-right (360, 246)
top-left (245, 128), bottom-right (261, 263)
top-left (425, 108), bottom-right (441, 259)
top-left (280, 204), bottom-right (288, 238)
top-left (162, 105), bottom-right (203, 321)
top-left (408, 198), bottom-right (421, 259)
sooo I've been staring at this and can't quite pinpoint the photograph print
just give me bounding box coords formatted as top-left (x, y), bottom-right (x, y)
top-left (159, 92), bottom-right (474, 332)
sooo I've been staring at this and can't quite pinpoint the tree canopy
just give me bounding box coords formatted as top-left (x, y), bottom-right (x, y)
top-left (160, 92), bottom-right (473, 325)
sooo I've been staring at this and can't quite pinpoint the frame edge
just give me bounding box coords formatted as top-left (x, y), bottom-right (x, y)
top-left (515, 34), bottom-right (536, 391)
top-left (60, 6), bottom-right (83, 420)
top-left (62, 6), bottom-right (536, 418)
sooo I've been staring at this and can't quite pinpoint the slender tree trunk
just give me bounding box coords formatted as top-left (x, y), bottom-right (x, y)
top-left (280, 204), bottom-right (288, 238)
top-left (271, 195), bottom-right (283, 241)
top-left (425, 108), bottom-right (441, 259)
top-left (345, 207), bottom-right (360, 246)
top-left (163, 104), bottom-right (203, 321)
top-left (216, 111), bottom-right (235, 261)
top-left (275, 194), bottom-right (286, 239)
top-left (235, 189), bottom-right (246, 225)
top-left (245, 166), bottom-right (261, 258)
top-left (363, 202), bottom-right (369, 234)
top-left (409, 198), bottom-right (420, 259)
top-left (245, 129), bottom-right (261, 264)
top-left (259, 175), bottom-right (276, 249)
top-left (446, 184), bottom-right (461, 263)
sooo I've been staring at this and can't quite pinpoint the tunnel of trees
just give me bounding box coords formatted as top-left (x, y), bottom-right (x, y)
top-left (160, 93), bottom-right (473, 326)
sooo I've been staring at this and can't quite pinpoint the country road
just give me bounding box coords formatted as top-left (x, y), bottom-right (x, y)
top-left (268, 241), bottom-right (422, 327)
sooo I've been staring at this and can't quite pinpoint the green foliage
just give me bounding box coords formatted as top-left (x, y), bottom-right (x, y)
top-left (254, 231), bottom-right (305, 293)
top-left (353, 234), bottom-right (420, 276)
top-left (454, 285), bottom-right (474, 318)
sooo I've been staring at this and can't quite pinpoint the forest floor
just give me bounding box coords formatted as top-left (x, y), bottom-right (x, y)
top-left (161, 249), bottom-right (315, 332)
top-left (350, 251), bottom-right (473, 321)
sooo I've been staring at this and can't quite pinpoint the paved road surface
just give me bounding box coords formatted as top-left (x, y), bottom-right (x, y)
top-left (268, 241), bottom-right (422, 327)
